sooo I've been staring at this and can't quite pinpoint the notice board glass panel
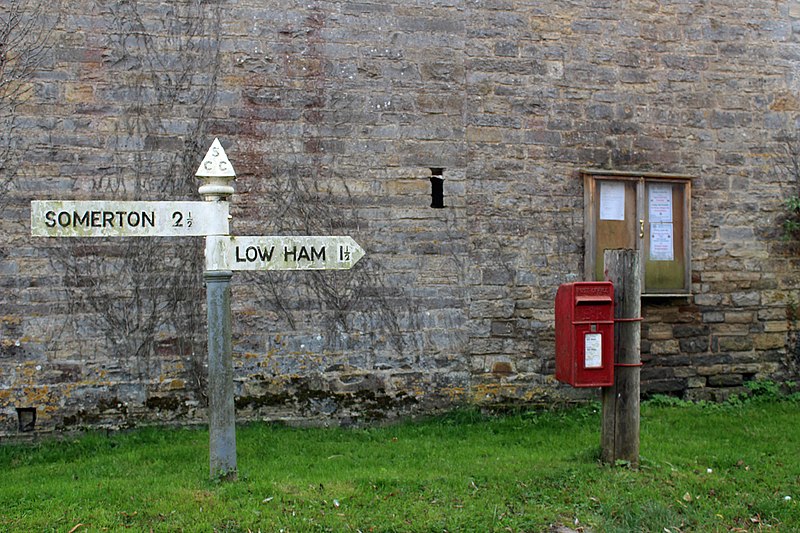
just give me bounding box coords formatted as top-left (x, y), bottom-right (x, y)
top-left (644, 181), bottom-right (687, 292)
top-left (592, 180), bottom-right (638, 282)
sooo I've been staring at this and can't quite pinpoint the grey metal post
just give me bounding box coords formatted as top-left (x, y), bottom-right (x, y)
top-left (196, 138), bottom-right (238, 480)
top-left (205, 269), bottom-right (237, 480)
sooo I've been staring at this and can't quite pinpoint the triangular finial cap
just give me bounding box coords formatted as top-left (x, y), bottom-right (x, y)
top-left (195, 138), bottom-right (236, 178)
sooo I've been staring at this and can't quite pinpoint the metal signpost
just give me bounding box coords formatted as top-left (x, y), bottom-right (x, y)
top-left (30, 138), bottom-right (365, 480)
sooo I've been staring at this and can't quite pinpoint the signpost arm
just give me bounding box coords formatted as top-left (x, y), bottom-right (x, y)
top-left (197, 139), bottom-right (238, 481)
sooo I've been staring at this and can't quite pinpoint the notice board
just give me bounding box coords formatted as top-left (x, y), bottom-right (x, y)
top-left (583, 170), bottom-right (692, 296)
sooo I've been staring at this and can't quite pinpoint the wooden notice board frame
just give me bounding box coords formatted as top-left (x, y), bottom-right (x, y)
top-left (582, 169), bottom-right (693, 297)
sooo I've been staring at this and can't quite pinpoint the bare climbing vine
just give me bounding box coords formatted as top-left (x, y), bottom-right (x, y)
top-left (774, 131), bottom-right (800, 374)
top-left (0, 1), bottom-right (58, 212)
top-left (52, 0), bottom-right (222, 401)
top-left (776, 132), bottom-right (800, 242)
top-left (0, 4), bottom-right (60, 374)
top-left (244, 164), bottom-right (406, 356)
top-left (237, 5), bottom-right (409, 357)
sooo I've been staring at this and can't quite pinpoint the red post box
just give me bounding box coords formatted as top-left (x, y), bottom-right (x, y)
top-left (555, 281), bottom-right (615, 387)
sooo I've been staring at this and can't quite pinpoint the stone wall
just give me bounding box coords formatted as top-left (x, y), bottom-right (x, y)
top-left (1, 0), bottom-right (799, 435)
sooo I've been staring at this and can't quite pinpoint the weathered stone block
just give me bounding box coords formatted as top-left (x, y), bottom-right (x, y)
top-left (650, 340), bottom-right (680, 355)
top-left (490, 361), bottom-right (515, 376)
top-left (490, 320), bottom-right (516, 337)
top-left (673, 324), bottom-right (709, 338)
top-left (762, 321), bottom-right (789, 333)
top-left (716, 336), bottom-right (754, 352)
top-left (711, 324), bottom-right (751, 336)
top-left (482, 268), bottom-right (514, 285)
top-left (695, 293), bottom-right (724, 306)
top-left (679, 337), bottom-right (710, 354)
top-left (702, 311), bottom-right (725, 323)
top-left (642, 367), bottom-right (675, 380)
top-left (729, 363), bottom-right (767, 375)
top-left (724, 311), bottom-right (754, 324)
top-left (761, 290), bottom-right (792, 306)
top-left (643, 379), bottom-right (687, 394)
top-left (687, 376), bottom-right (707, 388)
top-left (753, 333), bottom-right (786, 351)
top-left (696, 364), bottom-right (725, 377)
top-left (731, 291), bottom-right (761, 307)
top-left (646, 323), bottom-right (674, 340)
top-left (708, 374), bottom-right (743, 387)
top-left (674, 367), bottom-right (698, 379)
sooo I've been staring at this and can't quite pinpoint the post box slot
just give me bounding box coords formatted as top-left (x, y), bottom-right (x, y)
top-left (575, 296), bottom-right (613, 304)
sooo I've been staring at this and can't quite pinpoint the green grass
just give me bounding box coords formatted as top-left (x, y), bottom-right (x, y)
top-left (1, 399), bottom-right (799, 532)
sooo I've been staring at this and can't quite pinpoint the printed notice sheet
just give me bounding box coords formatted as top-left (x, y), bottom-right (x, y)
top-left (584, 333), bottom-right (603, 368)
top-left (599, 181), bottom-right (625, 221)
top-left (650, 222), bottom-right (674, 261)
top-left (649, 183), bottom-right (673, 223)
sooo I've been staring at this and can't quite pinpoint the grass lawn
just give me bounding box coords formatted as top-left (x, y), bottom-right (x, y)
top-left (1, 397), bottom-right (798, 532)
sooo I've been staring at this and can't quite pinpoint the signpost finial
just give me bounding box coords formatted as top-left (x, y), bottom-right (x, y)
top-left (197, 138), bottom-right (236, 200)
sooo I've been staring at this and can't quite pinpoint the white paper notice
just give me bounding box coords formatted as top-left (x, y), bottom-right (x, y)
top-left (599, 181), bottom-right (625, 221)
top-left (650, 223), bottom-right (674, 261)
top-left (584, 333), bottom-right (603, 368)
top-left (649, 183), bottom-right (673, 223)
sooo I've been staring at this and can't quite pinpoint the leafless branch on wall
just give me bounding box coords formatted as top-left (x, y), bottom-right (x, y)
top-left (0, 1), bottom-right (59, 211)
top-left (50, 0), bottom-right (222, 402)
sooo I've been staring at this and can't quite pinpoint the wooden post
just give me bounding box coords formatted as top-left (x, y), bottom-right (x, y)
top-left (601, 249), bottom-right (641, 467)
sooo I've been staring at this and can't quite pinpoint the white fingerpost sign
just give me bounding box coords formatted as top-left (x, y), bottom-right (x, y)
top-left (205, 235), bottom-right (365, 271)
top-left (31, 200), bottom-right (229, 237)
top-left (31, 137), bottom-right (367, 482)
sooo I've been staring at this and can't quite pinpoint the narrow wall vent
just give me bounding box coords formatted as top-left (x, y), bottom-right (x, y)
top-left (430, 168), bottom-right (445, 208)
top-left (17, 407), bottom-right (36, 432)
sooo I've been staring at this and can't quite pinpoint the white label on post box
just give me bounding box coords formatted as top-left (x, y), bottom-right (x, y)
top-left (584, 333), bottom-right (603, 368)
